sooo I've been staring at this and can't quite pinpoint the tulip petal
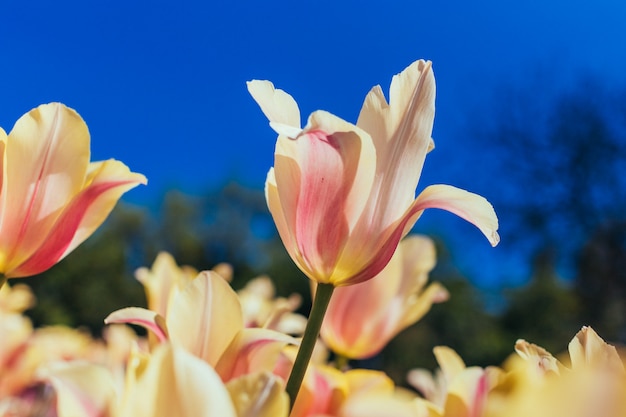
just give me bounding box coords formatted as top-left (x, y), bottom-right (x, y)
top-left (135, 252), bottom-right (196, 318)
top-left (412, 184), bottom-right (500, 246)
top-left (6, 160), bottom-right (146, 277)
top-left (272, 111), bottom-right (376, 282)
top-left (356, 60), bottom-right (436, 230)
top-left (341, 393), bottom-right (427, 417)
top-left (215, 327), bottom-right (296, 382)
top-left (226, 372), bottom-right (289, 417)
top-left (104, 307), bottom-right (169, 343)
top-left (167, 271), bottom-right (244, 366)
top-left (568, 326), bottom-right (624, 372)
top-left (41, 361), bottom-right (116, 417)
top-left (0, 103), bottom-right (90, 271)
top-left (247, 80), bottom-right (301, 133)
top-left (119, 344), bottom-right (238, 417)
top-left (433, 346), bottom-right (466, 383)
top-left (0, 128), bottom-right (5, 195)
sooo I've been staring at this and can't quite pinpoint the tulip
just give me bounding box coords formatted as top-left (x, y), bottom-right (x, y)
top-left (407, 346), bottom-right (504, 417)
top-left (105, 270), bottom-right (294, 382)
top-left (489, 327), bottom-right (626, 417)
top-left (248, 59), bottom-right (498, 288)
top-left (44, 344), bottom-right (243, 417)
top-left (0, 103), bottom-right (146, 282)
top-left (320, 235), bottom-right (448, 359)
top-left (249, 59), bottom-right (499, 408)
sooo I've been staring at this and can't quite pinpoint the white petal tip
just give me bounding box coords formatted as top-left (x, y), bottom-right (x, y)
top-left (269, 121), bottom-right (302, 138)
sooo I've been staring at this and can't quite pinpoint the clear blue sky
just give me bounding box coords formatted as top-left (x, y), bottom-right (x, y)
top-left (1, 0), bottom-right (625, 286)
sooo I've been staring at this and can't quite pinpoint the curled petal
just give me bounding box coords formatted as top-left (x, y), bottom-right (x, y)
top-left (104, 307), bottom-right (169, 343)
top-left (8, 160), bottom-right (146, 277)
top-left (514, 339), bottom-right (561, 375)
top-left (412, 184), bottom-right (500, 247)
top-left (215, 327), bottom-right (296, 382)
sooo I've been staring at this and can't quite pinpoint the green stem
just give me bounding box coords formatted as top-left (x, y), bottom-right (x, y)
top-left (0, 274), bottom-right (7, 291)
top-left (334, 354), bottom-right (350, 371)
top-left (286, 282), bottom-right (335, 411)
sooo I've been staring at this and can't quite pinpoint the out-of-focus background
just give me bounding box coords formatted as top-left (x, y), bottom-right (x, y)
top-left (2, 0), bottom-right (626, 383)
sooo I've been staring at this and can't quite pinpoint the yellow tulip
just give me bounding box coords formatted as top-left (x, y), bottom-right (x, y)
top-left (248, 60), bottom-right (498, 287)
top-left (106, 270), bottom-right (294, 382)
top-left (0, 103), bottom-right (146, 280)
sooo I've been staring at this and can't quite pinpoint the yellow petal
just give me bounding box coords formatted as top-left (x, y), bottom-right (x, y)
top-left (41, 361), bottom-right (116, 417)
top-left (433, 346), bottom-right (466, 384)
top-left (568, 326), bottom-right (624, 372)
top-left (119, 344), bottom-right (238, 417)
top-left (226, 372), bottom-right (289, 417)
top-left (135, 251), bottom-right (197, 318)
top-left (167, 270), bottom-right (243, 366)
top-left (0, 103), bottom-right (90, 269)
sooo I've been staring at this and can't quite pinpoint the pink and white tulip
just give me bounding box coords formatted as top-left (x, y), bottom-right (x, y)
top-left (0, 103), bottom-right (146, 279)
top-left (248, 60), bottom-right (499, 287)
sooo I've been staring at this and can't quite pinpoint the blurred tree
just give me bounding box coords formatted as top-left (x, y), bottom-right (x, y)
top-left (500, 248), bottom-right (581, 353)
top-left (476, 74), bottom-right (626, 346)
top-left (575, 220), bottom-right (626, 342)
top-left (482, 76), bottom-right (626, 258)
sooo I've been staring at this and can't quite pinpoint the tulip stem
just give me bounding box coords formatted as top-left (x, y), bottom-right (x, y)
top-left (286, 282), bottom-right (335, 411)
top-left (0, 274), bottom-right (6, 291)
top-left (335, 354), bottom-right (350, 371)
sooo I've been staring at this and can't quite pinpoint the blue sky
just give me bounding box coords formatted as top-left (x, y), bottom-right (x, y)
top-left (1, 0), bottom-right (625, 286)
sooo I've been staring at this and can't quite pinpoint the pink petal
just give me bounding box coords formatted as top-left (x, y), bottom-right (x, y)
top-left (6, 160), bottom-right (146, 277)
top-left (0, 103), bottom-right (90, 271)
top-left (215, 327), bottom-right (296, 382)
top-left (273, 111), bottom-right (375, 282)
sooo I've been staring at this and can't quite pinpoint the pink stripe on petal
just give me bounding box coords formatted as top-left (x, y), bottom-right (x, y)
top-left (471, 373), bottom-right (488, 417)
top-left (293, 131), bottom-right (351, 279)
top-left (215, 328), bottom-right (295, 382)
top-left (337, 185), bottom-right (499, 286)
top-left (7, 177), bottom-right (141, 277)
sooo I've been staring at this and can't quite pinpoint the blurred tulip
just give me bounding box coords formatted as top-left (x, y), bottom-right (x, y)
top-left (489, 327), bottom-right (626, 417)
top-left (226, 372), bottom-right (290, 417)
top-left (407, 346), bottom-right (504, 417)
top-left (248, 60), bottom-right (498, 287)
top-left (321, 235), bottom-right (448, 359)
top-left (237, 275), bottom-right (307, 334)
top-left (0, 103), bottom-right (146, 281)
top-left (44, 344), bottom-right (241, 417)
top-left (119, 344), bottom-right (239, 417)
top-left (134, 251), bottom-right (197, 319)
top-left (106, 270), bottom-right (294, 382)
